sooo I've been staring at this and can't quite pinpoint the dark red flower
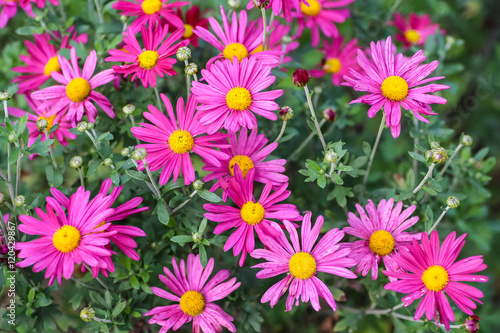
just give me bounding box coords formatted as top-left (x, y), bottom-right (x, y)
top-left (167, 6), bottom-right (209, 47)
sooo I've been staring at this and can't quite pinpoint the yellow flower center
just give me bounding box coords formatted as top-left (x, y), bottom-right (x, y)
top-left (66, 78), bottom-right (91, 103)
top-left (141, 0), bottom-right (162, 15)
top-left (223, 43), bottom-right (249, 62)
top-left (422, 265), bottom-right (449, 292)
top-left (43, 56), bottom-right (60, 76)
top-left (229, 155), bottom-right (254, 178)
top-left (179, 291), bottom-right (205, 317)
top-left (289, 252), bottom-right (317, 280)
top-left (405, 29), bottom-right (421, 43)
top-left (300, 0), bottom-right (322, 16)
top-left (369, 230), bottom-right (395, 256)
top-left (381, 76), bottom-right (409, 102)
top-left (240, 201), bottom-right (265, 225)
top-left (37, 114), bottom-right (57, 132)
top-left (251, 45), bottom-right (266, 54)
top-left (168, 130), bottom-right (194, 154)
top-left (183, 24), bottom-right (194, 38)
top-left (226, 87), bottom-right (252, 111)
top-left (138, 50), bottom-right (159, 70)
top-left (52, 225), bottom-right (81, 253)
top-left (324, 58), bottom-right (342, 74)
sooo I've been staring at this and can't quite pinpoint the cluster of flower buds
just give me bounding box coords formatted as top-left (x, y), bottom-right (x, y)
top-left (76, 121), bottom-right (95, 133)
top-left (425, 147), bottom-right (449, 164)
top-left (132, 147), bottom-right (147, 161)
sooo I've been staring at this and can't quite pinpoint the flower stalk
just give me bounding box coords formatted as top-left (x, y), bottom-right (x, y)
top-left (303, 85), bottom-right (327, 151)
top-left (361, 113), bottom-right (386, 198)
top-left (413, 163), bottom-right (436, 195)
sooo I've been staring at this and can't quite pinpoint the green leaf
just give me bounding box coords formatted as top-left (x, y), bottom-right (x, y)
top-left (157, 202), bottom-right (170, 225)
top-left (125, 169), bottom-right (148, 181)
top-left (198, 190), bottom-right (222, 203)
top-left (29, 137), bottom-right (54, 154)
top-left (408, 151), bottom-right (427, 164)
top-left (16, 26), bottom-right (42, 36)
top-left (198, 218), bottom-right (208, 234)
top-left (331, 172), bottom-right (344, 185)
top-left (317, 174), bottom-right (326, 188)
top-left (8, 146), bottom-right (19, 164)
top-left (199, 244), bottom-right (207, 266)
top-left (170, 235), bottom-right (193, 244)
top-left (47, 123), bottom-right (59, 135)
top-left (362, 141), bottom-right (371, 156)
top-left (28, 288), bottom-right (36, 303)
top-left (130, 276), bottom-right (140, 290)
top-left (97, 132), bottom-right (114, 141)
top-left (112, 301), bottom-right (127, 318)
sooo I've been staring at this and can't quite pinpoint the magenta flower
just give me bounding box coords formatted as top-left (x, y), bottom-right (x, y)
top-left (343, 199), bottom-right (421, 281)
top-left (0, 0), bottom-right (34, 28)
top-left (112, 0), bottom-right (188, 33)
top-left (384, 231), bottom-right (488, 331)
top-left (342, 36), bottom-right (450, 138)
top-left (31, 48), bottom-right (114, 126)
top-left (168, 6), bottom-right (209, 48)
top-left (21, 0), bottom-right (59, 9)
top-left (144, 254), bottom-right (241, 333)
top-left (193, 6), bottom-right (281, 67)
top-left (246, 0), bottom-right (308, 22)
top-left (106, 24), bottom-right (188, 89)
top-left (251, 212), bottom-right (357, 311)
top-left (131, 94), bottom-right (229, 186)
top-left (293, 0), bottom-right (355, 47)
top-left (192, 57), bottom-right (283, 134)
top-left (389, 12), bottom-right (442, 49)
top-left (202, 128), bottom-right (288, 201)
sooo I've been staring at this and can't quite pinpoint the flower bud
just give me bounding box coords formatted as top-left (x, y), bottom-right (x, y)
top-left (80, 307), bottom-right (95, 322)
top-left (103, 158), bottom-right (113, 167)
top-left (228, 0), bottom-right (240, 9)
top-left (122, 104), bottom-right (136, 116)
top-left (279, 106), bottom-right (294, 121)
top-left (323, 108), bottom-right (336, 122)
top-left (8, 132), bottom-right (17, 143)
top-left (15, 195), bottom-right (26, 207)
top-left (0, 91), bottom-right (11, 101)
top-left (292, 69), bottom-right (310, 87)
top-left (282, 35), bottom-right (292, 44)
top-left (425, 150), bottom-right (433, 163)
top-left (121, 147), bottom-right (131, 157)
top-left (461, 135), bottom-right (473, 147)
top-left (430, 141), bottom-right (440, 149)
top-left (192, 232), bottom-right (202, 243)
top-left (132, 148), bottom-right (147, 161)
top-left (446, 196), bottom-right (460, 209)
top-left (176, 47), bottom-right (191, 61)
top-left (36, 119), bottom-right (48, 132)
top-left (120, 15), bottom-right (127, 24)
top-left (185, 62), bottom-right (198, 76)
top-left (86, 122), bottom-right (95, 130)
top-left (76, 121), bottom-right (88, 133)
top-left (70, 156), bottom-right (83, 169)
top-left (431, 147), bottom-right (448, 164)
top-left (253, 0), bottom-right (269, 8)
top-left (324, 150), bottom-right (338, 164)
top-left (464, 315), bottom-right (480, 333)
top-left (193, 180), bottom-right (204, 190)
top-left (314, 86), bottom-right (323, 95)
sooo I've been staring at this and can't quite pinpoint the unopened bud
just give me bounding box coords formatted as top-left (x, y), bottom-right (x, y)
top-left (461, 135), bottom-right (473, 147)
top-left (292, 69), bottom-right (310, 87)
top-left (430, 141), bottom-right (440, 149)
top-left (122, 104), bottom-right (136, 116)
top-left (323, 108), bottom-right (336, 122)
top-left (193, 180), bottom-right (204, 190)
top-left (120, 15), bottom-right (127, 24)
top-left (279, 106), bottom-right (294, 121)
top-left (228, 0), bottom-right (240, 9)
top-left (253, 0), bottom-right (269, 8)
top-left (8, 132), bottom-right (17, 143)
top-left (432, 147), bottom-right (448, 164)
top-left (121, 147), bottom-right (131, 157)
top-left (37, 119), bottom-right (48, 132)
top-left (176, 47), bottom-right (191, 61)
top-left (192, 232), bottom-right (202, 243)
top-left (70, 156), bottom-right (83, 169)
top-left (425, 150), bottom-right (433, 162)
top-left (0, 91), bottom-right (11, 101)
top-left (324, 150), bottom-right (338, 164)
top-left (15, 195), bottom-right (25, 207)
top-left (132, 148), bottom-right (147, 161)
top-left (86, 122), bottom-right (95, 130)
top-left (185, 63), bottom-right (198, 75)
top-left (103, 158), bottom-right (113, 167)
top-left (446, 196), bottom-right (460, 209)
top-left (76, 121), bottom-right (88, 133)
top-left (314, 86), bottom-right (323, 95)
top-left (80, 307), bottom-right (95, 322)
top-left (464, 315), bottom-right (480, 333)
top-left (282, 35), bottom-right (292, 44)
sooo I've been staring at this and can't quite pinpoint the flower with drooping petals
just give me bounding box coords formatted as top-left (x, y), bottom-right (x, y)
top-left (112, 0), bottom-right (188, 33)
top-left (384, 230), bottom-right (488, 331)
top-left (203, 128), bottom-right (288, 201)
top-left (193, 6), bottom-right (281, 67)
top-left (293, 0), bottom-right (355, 47)
top-left (0, 0), bottom-right (34, 28)
top-left (310, 35), bottom-right (360, 86)
top-left (106, 24), bottom-right (188, 89)
top-left (144, 253), bottom-right (241, 333)
top-left (389, 12), bottom-right (442, 49)
top-left (131, 94), bottom-right (229, 186)
top-left (192, 57), bottom-right (283, 134)
top-left (31, 48), bottom-right (114, 126)
top-left (251, 212), bottom-right (357, 311)
top-left (342, 36), bottom-right (450, 138)
top-left (204, 166), bottom-right (301, 266)
top-left (168, 5), bottom-right (209, 47)
top-left (246, 0), bottom-right (308, 22)
top-left (343, 198), bottom-right (421, 281)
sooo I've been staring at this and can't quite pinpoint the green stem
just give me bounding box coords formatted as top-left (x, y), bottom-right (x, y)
top-left (143, 160), bottom-right (173, 215)
top-left (172, 189), bottom-right (199, 213)
top-left (85, 130), bottom-right (98, 149)
top-left (3, 100), bottom-right (9, 121)
top-left (361, 114), bottom-right (385, 198)
top-left (303, 85), bottom-right (327, 151)
top-left (44, 130), bottom-right (58, 168)
top-left (412, 117), bottom-right (419, 177)
top-left (287, 119), bottom-right (326, 163)
top-left (154, 86), bottom-right (164, 112)
top-left (83, 263), bottom-right (109, 290)
top-left (413, 163), bottom-right (435, 195)
top-left (129, 115), bottom-right (140, 145)
top-left (94, 0), bottom-right (104, 24)
top-left (0, 213), bottom-right (9, 246)
top-left (78, 168), bottom-right (85, 187)
top-left (428, 207), bottom-right (450, 233)
top-left (391, 312), bottom-right (463, 329)
top-left (273, 121), bottom-right (287, 143)
top-left (184, 60), bottom-right (192, 97)
top-left (439, 144), bottom-right (463, 177)
top-left (6, 143), bottom-right (15, 207)
top-left (15, 151), bottom-right (22, 198)
top-left (261, 8), bottom-right (267, 51)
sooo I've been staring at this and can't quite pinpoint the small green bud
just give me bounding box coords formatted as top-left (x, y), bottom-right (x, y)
top-left (430, 141), bottom-right (440, 149)
top-left (0, 91), bottom-right (11, 101)
top-left (193, 180), bottom-right (204, 190)
top-left (15, 195), bottom-right (26, 207)
top-left (461, 135), bottom-right (473, 147)
top-left (103, 158), bottom-right (113, 167)
top-left (314, 86), bottom-right (323, 95)
top-left (132, 148), bottom-right (147, 161)
top-left (192, 232), bottom-right (203, 243)
top-left (282, 35), bottom-right (292, 44)
top-left (432, 147), bottom-right (448, 164)
top-left (425, 150), bottom-right (434, 162)
top-left (8, 132), bottom-right (17, 143)
top-left (122, 104), bottom-right (136, 116)
top-left (36, 119), bottom-right (48, 132)
top-left (120, 15), bottom-right (127, 24)
top-left (176, 47), bottom-right (191, 61)
top-left (446, 196), bottom-right (460, 209)
top-left (185, 62), bottom-right (198, 76)
top-left (121, 147), bottom-right (131, 157)
top-left (279, 106), bottom-right (294, 121)
top-left (86, 122), bottom-right (95, 130)
top-left (324, 150), bottom-right (338, 164)
top-left (80, 307), bottom-right (95, 322)
top-left (70, 156), bottom-right (83, 169)
top-left (76, 121), bottom-right (88, 133)
top-left (228, 0), bottom-right (240, 9)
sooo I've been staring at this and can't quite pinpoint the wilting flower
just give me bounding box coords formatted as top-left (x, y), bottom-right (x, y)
top-left (169, 5), bottom-right (209, 47)
top-left (131, 94), bottom-right (229, 186)
top-left (204, 166), bottom-right (301, 266)
top-left (246, 0), bottom-right (307, 22)
top-left (384, 231), bottom-right (488, 331)
top-left (192, 57), bottom-right (283, 134)
top-left (106, 24), bottom-right (188, 88)
top-left (251, 212), bottom-right (357, 311)
top-left (144, 254), bottom-right (241, 332)
top-left (389, 12), bottom-right (442, 49)
top-left (343, 36), bottom-right (450, 138)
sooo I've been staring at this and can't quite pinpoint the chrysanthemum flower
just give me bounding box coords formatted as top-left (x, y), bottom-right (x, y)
top-left (342, 36), bottom-right (450, 138)
top-left (16, 188), bottom-right (117, 285)
top-left (193, 6), bottom-right (281, 67)
top-left (31, 48), bottom-right (114, 126)
top-left (145, 253), bottom-right (241, 333)
top-left (0, 0), bottom-right (34, 28)
top-left (246, 0), bottom-right (308, 22)
top-left (204, 166), bottom-right (301, 266)
top-left (131, 94), bottom-right (229, 186)
top-left (168, 5), bottom-right (208, 47)
top-left (202, 128), bottom-right (288, 201)
top-left (112, 0), bottom-right (188, 33)
top-left (293, 0), bottom-right (355, 47)
top-left (251, 212), bottom-right (357, 311)
top-left (310, 36), bottom-right (360, 86)
top-left (192, 57), bottom-right (283, 134)
top-left (21, 0), bottom-right (59, 10)
top-left (384, 231), bottom-right (488, 331)
top-left (389, 12), bottom-right (442, 49)
top-left (106, 24), bottom-right (188, 89)
top-left (343, 199), bottom-right (421, 281)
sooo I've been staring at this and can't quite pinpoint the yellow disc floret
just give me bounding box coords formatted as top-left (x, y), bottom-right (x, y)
top-left (66, 78), bottom-right (91, 103)
top-left (44, 56), bottom-right (60, 76)
top-left (369, 230), bottom-right (395, 256)
top-left (37, 114), bottom-right (57, 132)
top-left (168, 130), bottom-right (194, 154)
top-left (240, 201), bottom-right (265, 225)
top-left (53, 225), bottom-right (81, 253)
top-left (381, 76), bottom-right (409, 102)
top-left (300, 0), bottom-right (322, 16)
top-left (141, 0), bottom-right (162, 15)
top-left (223, 43), bottom-right (249, 62)
top-left (422, 265), bottom-right (449, 292)
top-left (324, 58), bottom-right (342, 74)
top-left (226, 87), bottom-right (252, 111)
top-left (183, 24), bottom-right (194, 38)
top-left (138, 50), bottom-right (159, 70)
top-left (289, 252), bottom-right (317, 280)
top-left (179, 291), bottom-right (206, 317)
top-left (405, 29), bottom-right (421, 44)
top-left (229, 155), bottom-right (254, 178)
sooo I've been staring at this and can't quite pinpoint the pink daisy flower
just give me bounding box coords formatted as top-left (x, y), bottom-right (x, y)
top-left (193, 5), bottom-right (281, 67)
top-left (202, 128), bottom-right (288, 201)
top-left (53, 25), bottom-right (89, 46)
top-left (106, 24), bottom-right (188, 89)
top-left (246, 0), bottom-right (308, 23)
top-left (145, 253), bottom-right (241, 333)
top-left (251, 212), bottom-right (357, 311)
top-left (342, 36), bottom-right (450, 138)
top-left (204, 166), bottom-right (301, 266)
top-left (168, 5), bottom-right (209, 48)
top-left (21, 0), bottom-right (59, 9)
top-left (31, 48), bottom-right (114, 126)
top-left (384, 231), bottom-right (488, 331)
top-left (0, 0), bottom-right (34, 28)
top-left (310, 35), bottom-right (360, 86)
top-left (191, 57), bottom-right (283, 134)
top-left (343, 199), bottom-right (421, 281)
top-left (293, 0), bottom-right (355, 47)
top-left (16, 187), bottom-right (117, 285)
top-left (112, 0), bottom-right (188, 33)
top-left (389, 12), bottom-right (442, 50)
top-left (131, 94), bottom-right (229, 186)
